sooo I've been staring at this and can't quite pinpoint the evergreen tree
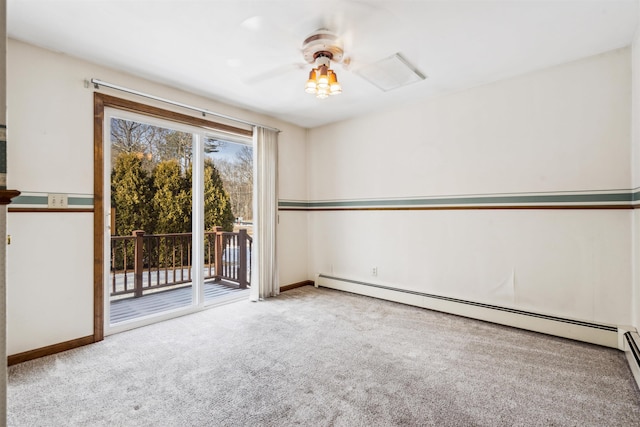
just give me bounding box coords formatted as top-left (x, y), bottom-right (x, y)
top-left (110, 120), bottom-right (237, 237)
top-left (203, 158), bottom-right (235, 232)
top-left (111, 152), bottom-right (153, 236)
top-left (151, 160), bottom-right (191, 234)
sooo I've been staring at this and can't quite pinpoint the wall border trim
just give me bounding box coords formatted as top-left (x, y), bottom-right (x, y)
top-left (280, 189), bottom-right (640, 211)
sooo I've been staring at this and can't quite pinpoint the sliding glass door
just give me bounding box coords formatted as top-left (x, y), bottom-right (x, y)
top-left (103, 108), bottom-right (252, 334)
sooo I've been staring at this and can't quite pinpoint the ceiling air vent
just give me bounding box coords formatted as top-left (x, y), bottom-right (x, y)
top-left (355, 52), bottom-right (426, 92)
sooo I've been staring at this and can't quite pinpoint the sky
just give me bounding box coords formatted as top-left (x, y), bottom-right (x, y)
top-left (206, 139), bottom-right (252, 163)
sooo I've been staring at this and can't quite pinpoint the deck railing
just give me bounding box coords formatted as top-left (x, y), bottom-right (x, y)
top-left (110, 227), bottom-right (252, 298)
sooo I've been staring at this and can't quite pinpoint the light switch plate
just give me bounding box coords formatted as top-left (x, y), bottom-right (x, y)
top-left (48, 193), bottom-right (68, 208)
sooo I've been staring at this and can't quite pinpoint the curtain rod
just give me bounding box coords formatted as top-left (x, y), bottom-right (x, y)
top-left (89, 78), bottom-right (281, 133)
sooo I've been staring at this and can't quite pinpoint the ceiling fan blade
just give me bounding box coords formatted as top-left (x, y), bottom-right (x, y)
top-left (243, 63), bottom-right (306, 86)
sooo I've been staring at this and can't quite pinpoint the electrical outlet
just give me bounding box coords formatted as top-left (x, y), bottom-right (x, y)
top-left (372, 267), bottom-right (377, 276)
top-left (48, 193), bottom-right (68, 208)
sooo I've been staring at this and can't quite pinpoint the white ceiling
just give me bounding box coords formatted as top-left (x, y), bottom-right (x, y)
top-left (7, 0), bottom-right (640, 128)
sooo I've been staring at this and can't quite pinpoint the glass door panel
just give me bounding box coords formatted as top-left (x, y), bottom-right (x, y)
top-left (202, 138), bottom-right (253, 303)
top-left (108, 115), bottom-right (195, 325)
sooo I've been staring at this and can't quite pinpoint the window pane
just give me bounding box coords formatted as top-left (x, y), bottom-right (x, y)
top-left (109, 117), bottom-right (194, 323)
top-left (203, 139), bottom-right (253, 302)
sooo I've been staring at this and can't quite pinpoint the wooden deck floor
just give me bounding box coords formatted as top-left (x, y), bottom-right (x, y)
top-left (110, 281), bottom-right (249, 324)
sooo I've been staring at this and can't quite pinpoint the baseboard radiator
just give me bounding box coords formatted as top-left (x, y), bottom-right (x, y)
top-left (316, 274), bottom-right (624, 349)
top-left (624, 331), bottom-right (640, 387)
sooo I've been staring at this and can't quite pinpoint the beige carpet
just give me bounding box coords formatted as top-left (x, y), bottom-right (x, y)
top-left (8, 286), bottom-right (640, 426)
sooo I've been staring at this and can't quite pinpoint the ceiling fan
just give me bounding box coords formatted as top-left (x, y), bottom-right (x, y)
top-left (242, 27), bottom-right (349, 86)
top-left (300, 28), bottom-right (347, 98)
top-left (300, 27), bottom-right (425, 97)
top-left (242, 5), bottom-right (426, 96)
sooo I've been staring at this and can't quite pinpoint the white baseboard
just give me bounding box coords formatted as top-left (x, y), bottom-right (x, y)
top-left (316, 274), bottom-right (619, 348)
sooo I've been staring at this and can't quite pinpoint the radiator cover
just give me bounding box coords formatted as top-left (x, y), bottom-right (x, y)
top-left (316, 274), bottom-right (619, 348)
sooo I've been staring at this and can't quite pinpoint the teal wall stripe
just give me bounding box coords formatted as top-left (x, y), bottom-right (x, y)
top-left (0, 139), bottom-right (6, 175)
top-left (68, 197), bottom-right (94, 206)
top-left (279, 201), bottom-right (310, 208)
top-left (13, 195), bottom-right (46, 205)
top-left (280, 191), bottom-right (633, 209)
top-left (8, 191), bottom-right (636, 209)
top-left (0, 124), bottom-right (6, 190)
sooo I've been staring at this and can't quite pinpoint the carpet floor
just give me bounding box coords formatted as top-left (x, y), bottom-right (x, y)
top-left (8, 286), bottom-right (640, 426)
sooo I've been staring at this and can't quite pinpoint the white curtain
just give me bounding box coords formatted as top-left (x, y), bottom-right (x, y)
top-left (250, 126), bottom-right (279, 301)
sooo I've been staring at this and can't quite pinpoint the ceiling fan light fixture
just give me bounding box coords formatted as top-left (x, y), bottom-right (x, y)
top-left (301, 30), bottom-right (346, 100)
top-left (316, 87), bottom-right (330, 99)
top-left (305, 69), bottom-right (318, 93)
top-left (329, 70), bottom-right (342, 95)
top-left (317, 65), bottom-right (329, 86)
top-left (304, 52), bottom-right (342, 99)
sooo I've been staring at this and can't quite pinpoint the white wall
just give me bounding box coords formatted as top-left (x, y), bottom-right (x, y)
top-left (7, 213), bottom-right (94, 352)
top-left (308, 48), bottom-right (632, 326)
top-left (7, 39), bottom-right (308, 355)
top-left (277, 127), bottom-right (308, 287)
top-left (632, 15), bottom-right (640, 331)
